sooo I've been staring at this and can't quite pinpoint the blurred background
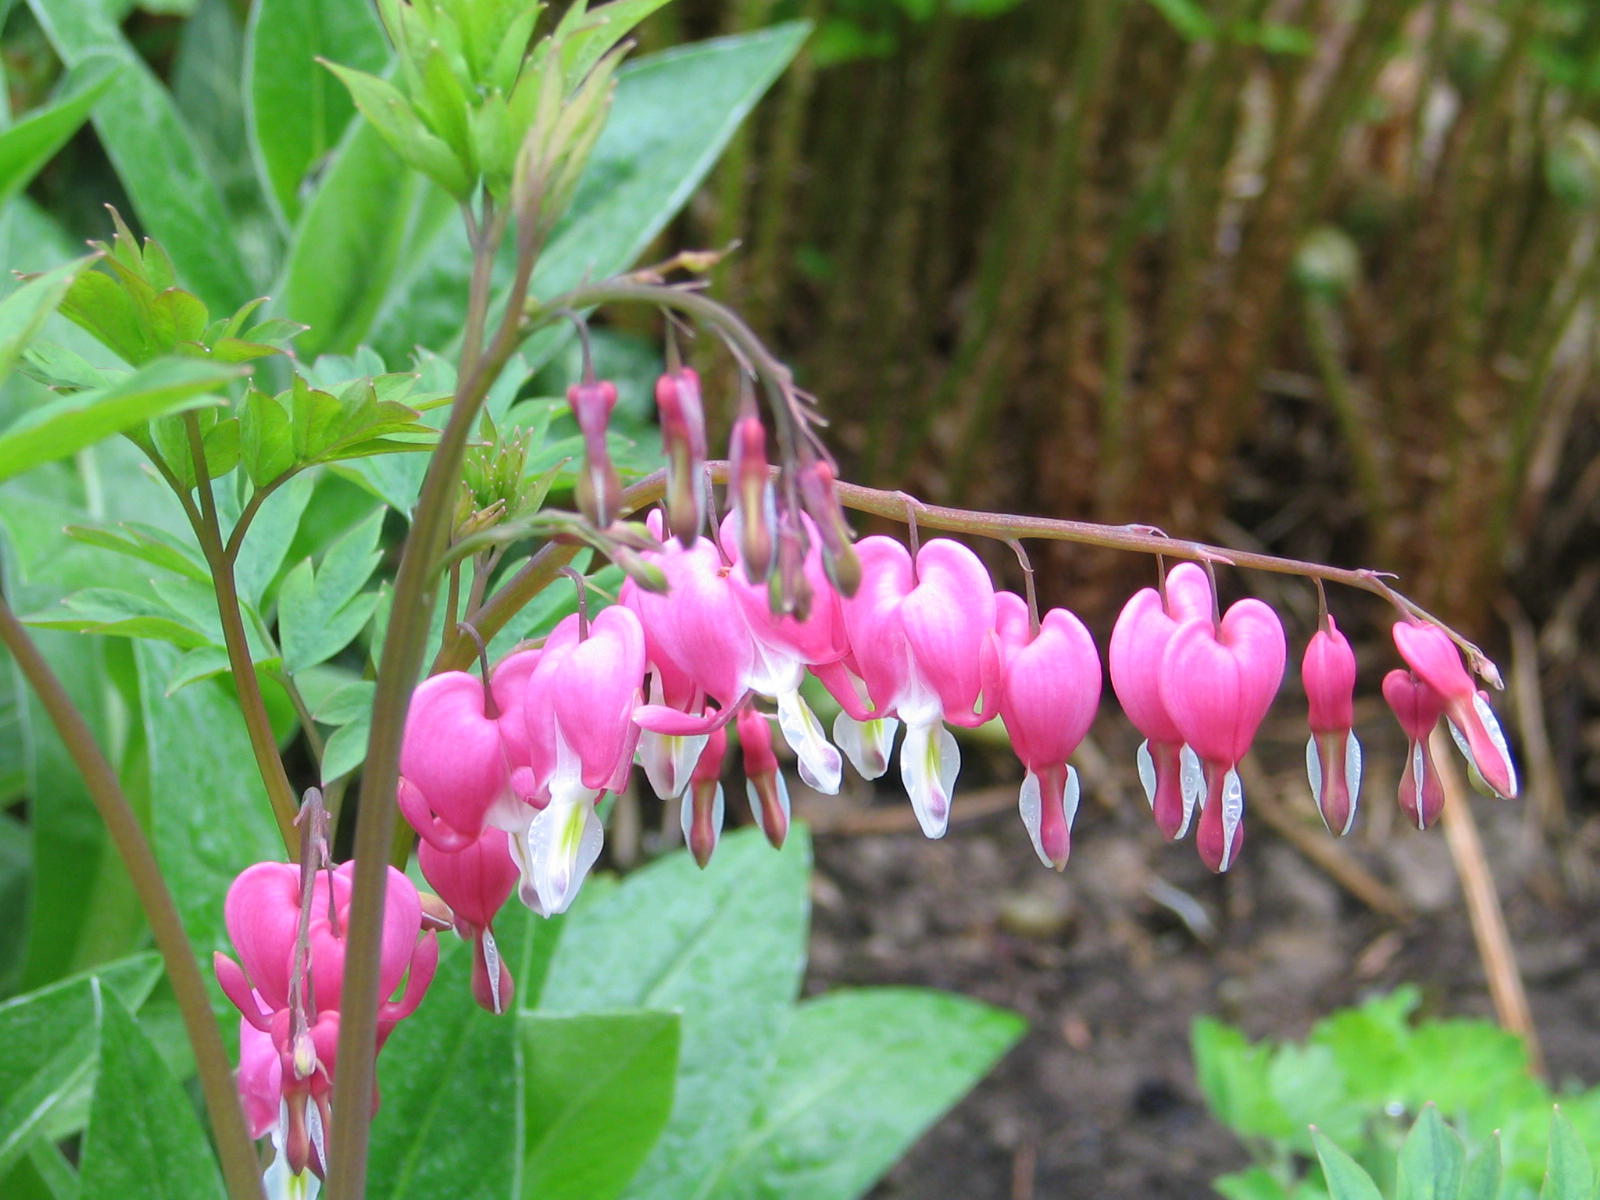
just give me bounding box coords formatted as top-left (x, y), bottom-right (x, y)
top-left (7, 0), bottom-right (1600, 1195)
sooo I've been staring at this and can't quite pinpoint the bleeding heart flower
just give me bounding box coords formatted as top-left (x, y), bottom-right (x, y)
top-left (418, 828), bottom-right (519, 1013)
top-left (738, 706), bottom-right (790, 849)
top-left (1391, 621), bottom-right (1516, 801)
top-left (1302, 616), bottom-right (1362, 836)
top-left (396, 671), bottom-right (513, 852)
top-left (1382, 668), bottom-right (1448, 829)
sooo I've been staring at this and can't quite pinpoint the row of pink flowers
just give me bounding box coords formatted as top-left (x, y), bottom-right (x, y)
top-left (395, 517), bottom-right (1519, 1003)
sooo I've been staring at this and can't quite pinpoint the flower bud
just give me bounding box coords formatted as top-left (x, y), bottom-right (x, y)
top-left (729, 415), bottom-right (775, 583)
top-left (738, 707), bottom-right (789, 850)
top-left (1302, 617), bottom-right (1362, 836)
top-left (683, 726), bottom-right (728, 868)
top-left (655, 368), bottom-right (708, 544)
top-left (1382, 668), bottom-right (1448, 829)
top-left (797, 460), bottom-right (860, 596)
top-left (568, 380), bottom-right (622, 527)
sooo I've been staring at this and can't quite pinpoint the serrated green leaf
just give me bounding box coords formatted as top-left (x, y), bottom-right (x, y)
top-left (700, 988), bottom-right (1024, 1200)
top-left (0, 954), bottom-right (163, 1179)
top-left (0, 357), bottom-right (234, 486)
top-left (1396, 1104), bottom-right (1464, 1200)
top-left (77, 989), bottom-right (224, 1199)
top-left (240, 387), bottom-right (295, 485)
top-left (1312, 1128), bottom-right (1384, 1200)
top-left (18, 342), bottom-right (123, 392)
top-left (25, 0), bottom-right (253, 310)
top-left (1544, 1108), bottom-right (1597, 1200)
top-left (228, 469), bottom-right (316, 603)
top-left (1193, 1017), bottom-right (1296, 1142)
top-left (279, 505), bottom-right (384, 671)
top-left (520, 1010), bottom-right (681, 1200)
top-left (0, 60), bottom-right (120, 210)
top-left (245, 0), bottom-right (384, 224)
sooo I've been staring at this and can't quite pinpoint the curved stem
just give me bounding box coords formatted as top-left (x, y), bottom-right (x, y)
top-left (324, 199), bottom-right (540, 1199)
top-left (183, 415), bottom-right (300, 853)
top-left (444, 463), bottom-right (1500, 686)
top-left (0, 599), bottom-right (265, 1200)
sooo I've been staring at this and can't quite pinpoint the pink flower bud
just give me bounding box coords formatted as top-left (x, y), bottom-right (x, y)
top-left (397, 671), bottom-right (512, 851)
top-left (797, 460), bottom-right (860, 596)
top-left (1302, 617), bottom-right (1362, 836)
top-left (418, 829), bottom-right (519, 1013)
top-left (729, 416), bottom-right (775, 582)
top-left (1382, 668), bottom-right (1447, 828)
top-left (738, 707), bottom-right (790, 850)
top-left (1391, 621), bottom-right (1516, 800)
top-left (655, 368), bottom-right (708, 544)
top-left (684, 726), bottom-right (728, 868)
top-left (568, 380), bottom-right (622, 527)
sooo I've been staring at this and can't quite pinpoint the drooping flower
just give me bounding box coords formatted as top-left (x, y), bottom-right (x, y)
top-left (1108, 563), bottom-right (1213, 840)
top-left (654, 367), bottom-right (708, 544)
top-left (813, 536), bottom-right (999, 837)
top-left (729, 414), bottom-right (775, 581)
top-left (993, 592), bottom-right (1102, 869)
top-left (569, 379), bottom-right (622, 527)
top-left (418, 828), bottom-right (520, 1013)
top-left (1391, 621), bottom-right (1517, 801)
top-left (1302, 616), bottom-right (1362, 835)
top-left (683, 726), bottom-right (728, 868)
top-left (1382, 668), bottom-right (1448, 829)
top-left (1159, 596), bottom-right (1286, 872)
top-left (396, 671), bottom-right (512, 852)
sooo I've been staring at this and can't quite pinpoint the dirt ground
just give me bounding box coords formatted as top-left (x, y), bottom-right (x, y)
top-left (794, 718), bottom-right (1600, 1200)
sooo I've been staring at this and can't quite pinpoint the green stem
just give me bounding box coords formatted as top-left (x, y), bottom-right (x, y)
top-left (0, 598), bottom-right (265, 1200)
top-left (324, 197), bottom-right (538, 1198)
top-left (183, 415), bottom-right (299, 854)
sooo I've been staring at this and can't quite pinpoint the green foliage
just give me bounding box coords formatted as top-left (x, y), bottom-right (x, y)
top-left (1195, 992), bottom-right (1600, 1199)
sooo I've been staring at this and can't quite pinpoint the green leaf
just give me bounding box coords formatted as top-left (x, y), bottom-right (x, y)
top-left (24, 0), bottom-right (253, 310)
top-left (1460, 1135), bottom-right (1503, 1200)
top-left (1396, 1104), bottom-right (1464, 1200)
top-left (28, 586), bottom-right (215, 650)
top-left (1544, 1108), bottom-right (1597, 1200)
top-left (520, 1010), bottom-right (682, 1200)
top-left (367, 942), bottom-right (521, 1199)
top-left (321, 60), bottom-right (473, 196)
top-left (0, 61), bottom-right (120, 210)
top-left (229, 470), bottom-right (317, 604)
top-left (538, 828), bottom-right (811, 1199)
top-left (0, 358), bottom-right (234, 486)
top-left (244, 0), bottom-right (384, 224)
top-left (1312, 1128), bottom-right (1384, 1200)
top-left (78, 989), bottom-right (224, 1199)
top-left (321, 707), bottom-right (370, 780)
top-left (1214, 1167), bottom-right (1295, 1200)
top-left (310, 678), bottom-right (374, 724)
top-left (0, 257), bottom-right (95, 385)
top-left (0, 955), bottom-right (162, 1178)
top-left (134, 642), bottom-right (280, 970)
top-left (63, 522), bottom-right (212, 584)
top-left (240, 387), bottom-right (296, 486)
top-left (369, 24), bottom-right (807, 364)
top-left (279, 505), bottom-right (385, 671)
top-left (553, 0), bottom-right (676, 87)
top-left (1192, 1017), bottom-right (1296, 1142)
top-left (700, 988), bottom-right (1024, 1200)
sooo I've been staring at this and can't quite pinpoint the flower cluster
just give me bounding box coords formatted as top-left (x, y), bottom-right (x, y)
top-left (396, 373), bottom-right (1518, 1015)
top-left (213, 859), bottom-right (438, 1177)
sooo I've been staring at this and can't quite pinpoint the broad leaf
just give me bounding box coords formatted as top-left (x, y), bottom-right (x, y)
top-left (1544, 1108), bottom-right (1597, 1200)
top-left (278, 505), bottom-right (385, 671)
top-left (24, 0), bottom-right (253, 310)
top-left (699, 988), bottom-right (1024, 1200)
top-left (1312, 1128), bottom-right (1384, 1200)
top-left (77, 990), bottom-right (224, 1199)
top-left (0, 955), bottom-right (162, 1178)
top-left (1460, 1136), bottom-right (1503, 1200)
top-left (245, 0), bottom-right (384, 224)
top-left (520, 1010), bottom-right (681, 1200)
top-left (1396, 1103), bottom-right (1464, 1200)
top-left (367, 941), bottom-right (521, 1200)
top-left (0, 358), bottom-right (235, 486)
top-left (538, 828), bottom-right (811, 1200)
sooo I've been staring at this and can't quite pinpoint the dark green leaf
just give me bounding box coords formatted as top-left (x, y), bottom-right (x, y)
top-left (0, 955), bottom-right (162, 1178)
top-left (78, 990), bottom-right (224, 1199)
top-left (699, 988), bottom-right (1024, 1200)
top-left (1312, 1128), bottom-right (1384, 1200)
top-left (25, 0), bottom-right (254, 310)
top-left (538, 828), bottom-right (811, 1199)
top-left (228, 469), bottom-right (317, 603)
top-left (0, 358), bottom-right (235, 486)
top-left (30, 587), bottom-right (215, 650)
top-left (245, 0), bottom-right (384, 224)
top-left (520, 1010), bottom-right (681, 1200)
top-left (1396, 1104), bottom-right (1464, 1200)
top-left (63, 522), bottom-right (211, 584)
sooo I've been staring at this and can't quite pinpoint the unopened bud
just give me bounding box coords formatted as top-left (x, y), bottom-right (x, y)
top-left (655, 368), bottom-right (708, 545)
top-left (729, 416), bottom-right (775, 582)
top-left (612, 546), bottom-right (670, 594)
top-left (768, 519), bottom-right (813, 621)
top-left (292, 1028), bottom-right (318, 1081)
top-left (418, 892), bottom-right (455, 932)
top-left (797, 460), bottom-right (860, 596)
top-left (568, 380), bottom-right (622, 527)
top-left (685, 727), bottom-right (728, 868)
top-left (737, 707), bottom-right (790, 850)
